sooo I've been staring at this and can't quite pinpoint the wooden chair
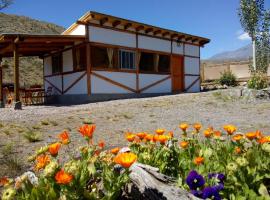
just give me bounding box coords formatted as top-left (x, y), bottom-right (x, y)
top-left (3, 87), bottom-right (13, 107)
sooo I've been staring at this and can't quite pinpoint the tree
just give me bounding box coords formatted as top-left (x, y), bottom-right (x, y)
top-left (238, 0), bottom-right (265, 71)
top-left (0, 0), bottom-right (13, 10)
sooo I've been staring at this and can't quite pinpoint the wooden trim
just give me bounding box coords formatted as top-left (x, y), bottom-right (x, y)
top-left (185, 74), bottom-right (200, 76)
top-left (183, 44), bottom-right (186, 89)
top-left (88, 23), bottom-right (203, 47)
top-left (44, 78), bottom-right (62, 94)
top-left (92, 68), bottom-right (136, 74)
top-left (44, 69), bottom-right (86, 78)
top-left (63, 71), bottom-right (87, 94)
top-left (14, 43), bottom-right (20, 102)
top-left (139, 75), bottom-right (171, 93)
top-left (91, 71), bottom-right (136, 93)
top-left (170, 39), bottom-right (173, 92)
top-left (90, 41), bottom-right (136, 51)
top-left (185, 77), bottom-right (200, 92)
top-left (184, 55), bottom-right (200, 59)
top-left (86, 42), bottom-right (91, 95)
top-left (135, 33), bottom-right (139, 93)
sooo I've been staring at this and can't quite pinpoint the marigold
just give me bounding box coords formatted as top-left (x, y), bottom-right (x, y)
top-left (193, 123), bottom-right (202, 132)
top-left (153, 134), bottom-right (159, 142)
top-left (258, 136), bottom-right (270, 144)
top-left (180, 141), bottom-right (189, 149)
top-left (55, 169), bottom-right (73, 185)
top-left (126, 134), bottom-right (136, 142)
top-left (232, 134), bottom-right (243, 142)
top-left (111, 147), bottom-right (120, 154)
top-left (155, 129), bottom-right (165, 135)
top-left (114, 152), bottom-right (137, 168)
top-left (0, 177), bottom-right (9, 187)
top-left (35, 154), bottom-right (50, 171)
top-left (78, 124), bottom-right (96, 138)
top-left (203, 129), bottom-right (212, 138)
top-left (168, 131), bottom-right (174, 138)
top-left (194, 157), bottom-right (204, 165)
top-left (223, 125), bottom-right (237, 135)
top-left (98, 140), bottom-right (105, 149)
top-left (157, 135), bottom-right (168, 144)
top-left (179, 123), bottom-right (189, 132)
top-left (213, 130), bottom-right (222, 138)
top-left (58, 131), bottom-right (70, 145)
top-left (137, 132), bottom-right (147, 139)
top-left (49, 143), bottom-right (61, 156)
top-left (245, 132), bottom-right (257, 140)
top-left (145, 134), bottom-right (154, 141)
top-left (235, 147), bottom-right (242, 154)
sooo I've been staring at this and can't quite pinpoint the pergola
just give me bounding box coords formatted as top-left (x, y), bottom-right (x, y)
top-left (0, 34), bottom-right (86, 109)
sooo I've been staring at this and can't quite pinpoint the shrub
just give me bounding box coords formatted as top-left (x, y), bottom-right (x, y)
top-left (219, 70), bottom-right (237, 86)
top-left (248, 72), bottom-right (269, 90)
top-left (23, 130), bottom-right (42, 142)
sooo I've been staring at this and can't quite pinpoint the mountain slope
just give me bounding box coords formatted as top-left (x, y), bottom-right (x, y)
top-left (208, 44), bottom-right (252, 62)
top-left (0, 13), bottom-right (65, 86)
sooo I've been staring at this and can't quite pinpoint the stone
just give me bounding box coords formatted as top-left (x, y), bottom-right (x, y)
top-left (14, 101), bottom-right (22, 110)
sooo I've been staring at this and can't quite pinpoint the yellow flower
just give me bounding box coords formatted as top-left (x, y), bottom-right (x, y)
top-left (193, 123), bottom-right (202, 132)
top-left (203, 129), bottom-right (212, 138)
top-left (35, 154), bottom-right (50, 171)
top-left (180, 141), bottom-right (189, 149)
top-left (126, 134), bottom-right (136, 142)
top-left (114, 152), bottom-right (137, 168)
top-left (232, 134), bottom-right (243, 142)
top-left (49, 143), bottom-right (61, 156)
top-left (179, 123), bottom-right (189, 132)
top-left (223, 125), bottom-right (237, 135)
top-left (245, 132), bottom-right (257, 140)
top-left (155, 129), bottom-right (166, 135)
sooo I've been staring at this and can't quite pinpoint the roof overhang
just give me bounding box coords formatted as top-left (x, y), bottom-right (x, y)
top-left (63, 11), bottom-right (210, 46)
top-left (0, 34), bottom-right (86, 57)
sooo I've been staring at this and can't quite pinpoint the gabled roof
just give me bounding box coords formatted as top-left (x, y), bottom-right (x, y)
top-left (0, 34), bottom-right (86, 57)
top-left (63, 11), bottom-right (210, 46)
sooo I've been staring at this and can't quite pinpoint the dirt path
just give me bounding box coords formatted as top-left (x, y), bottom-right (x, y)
top-left (1, 89), bottom-right (270, 177)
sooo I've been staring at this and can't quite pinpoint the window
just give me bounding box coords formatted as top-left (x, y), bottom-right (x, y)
top-left (91, 46), bottom-right (109, 69)
top-left (139, 52), bottom-right (154, 72)
top-left (74, 45), bottom-right (86, 70)
top-left (119, 50), bottom-right (135, 70)
top-left (158, 54), bottom-right (170, 72)
top-left (139, 52), bottom-right (170, 73)
top-left (52, 54), bottom-right (62, 74)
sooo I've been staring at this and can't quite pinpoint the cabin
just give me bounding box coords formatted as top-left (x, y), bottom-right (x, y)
top-left (0, 11), bottom-right (210, 108)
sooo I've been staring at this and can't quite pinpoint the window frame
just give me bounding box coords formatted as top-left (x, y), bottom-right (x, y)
top-left (119, 49), bottom-right (136, 70)
top-left (51, 53), bottom-right (62, 75)
top-left (73, 44), bottom-right (87, 71)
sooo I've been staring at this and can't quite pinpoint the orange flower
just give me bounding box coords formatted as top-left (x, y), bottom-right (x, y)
top-left (137, 132), bottom-right (147, 139)
top-left (35, 154), bottom-right (50, 171)
top-left (78, 124), bottom-right (96, 138)
top-left (194, 157), bottom-right (204, 165)
top-left (232, 134), bottom-right (243, 142)
top-left (111, 147), bottom-right (120, 154)
top-left (153, 134), bottom-right (159, 142)
top-left (213, 130), bottom-right (222, 138)
top-left (145, 134), bottom-right (154, 142)
top-left (223, 125), bottom-right (237, 135)
top-left (134, 137), bottom-right (141, 144)
top-left (180, 141), bottom-right (189, 149)
top-left (168, 131), bottom-right (174, 138)
top-left (204, 129), bottom-right (212, 138)
top-left (179, 123), bottom-right (189, 132)
top-left (114, 152), bottom-right (137, 168)
top-left (155, 129), bottom-right (166, 135)
top-left (55, 169), bottom-right (73, 185)
top-left (49, 143), bottom-right (61, 156)
top-left (58, 131), bottom-right (70, 145)
top-left (193, 123), bottom-right (202, 132)
top-left (0, 177), bottom-right (9, 187)
top-left (98, 140), bottom-right (105, 149)
top-left (245, 132), bottom-right (257, 140)
top-left (235, 147), bottom-right (242, 154)
top-left (256, 130), bottom-right (263, 138)
top-left (258, 136), bottom-right (270, 144)
top-left (126, 134), bottom-right (136, 142)
top-left (157, 135), bottom-right (168, 144)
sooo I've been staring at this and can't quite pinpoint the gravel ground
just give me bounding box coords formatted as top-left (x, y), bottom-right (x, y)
top-left (1, 89), bottom-right (270, 177)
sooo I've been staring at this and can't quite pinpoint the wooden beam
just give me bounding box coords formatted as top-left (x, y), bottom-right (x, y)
top-left (0, 57), bottom-right (3, 108)
top-left (99, 17), bottom-right (108, 25)
top-left (178, 35), bottom-right (185, 40)
top-left (154, 30), bottom-right (162, 35)
top-left (162, 32), bottom-right (170, 37)
top-left (124, 23), bottom-right (132, 30)
top-left (112, 20), bottom-right (121, 27)
top-left (139, 76), bottom-right (171, 93)
top-left (145, 28), bottom-right (153, 34)
top-left (185, 37), bottom-right (192, 41)
top-left (171, 34), bottom-right (178, 39)
top-left (136, 25), bottom-right (144, 32)
top-left (13, 43), bottom-right (21, 109)
top-left (86, 43), bottom-right (91, 95)
top-left (76, 20), bottom-right (88, 25)
top-left (192, 38), bottom-right (199, 43)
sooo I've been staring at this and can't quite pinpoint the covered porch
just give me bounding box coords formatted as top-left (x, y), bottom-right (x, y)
top-left (0, 33), bottom-right (85, 109)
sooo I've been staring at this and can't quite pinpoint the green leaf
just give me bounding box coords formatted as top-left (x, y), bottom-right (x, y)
top-left (258, 183), bottom-right (269, 197)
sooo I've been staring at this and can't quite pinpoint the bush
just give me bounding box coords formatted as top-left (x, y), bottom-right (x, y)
top-left (248, 72), bottom-right (269, 90)
top-left (219, 70), bottom-right (237, 86)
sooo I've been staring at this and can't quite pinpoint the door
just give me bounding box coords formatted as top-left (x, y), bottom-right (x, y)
top-left (171, 55), bottom-right (184, 92)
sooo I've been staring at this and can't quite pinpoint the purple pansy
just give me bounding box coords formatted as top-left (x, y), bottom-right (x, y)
top-left (202, 186), bottom-right (221, 200)
top-left (208, 173), bottom-right (225, 182)
top-left (186, 170), bottom-right (205, 190)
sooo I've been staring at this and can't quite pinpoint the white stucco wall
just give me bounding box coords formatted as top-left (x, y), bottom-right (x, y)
top-left (172, 41), bottom-right (184, 55)
top-left (69, 25), bottom-right (86, 35)
top-left (62, 50), bottom-right (73, 72)
top-left (63, 72), bottom-right (87, 94)
top-left (184, 76), bottom-right (200, 93)
top-left (185, 44), bottom-right (200, 57)
top-left (142, 79), bottom-right (171, 93)
top-left (89, 26), bottom-right (136, 48)
top-left (91, 74), bottom-right (132, 94)
top-left (93, 71), bottom-right (136, 90)
top-left (139, 74), bottom-right (171, 93)
top-left (138, 35), bottom-right (171, 53)
top-left (44, 57), bottom-right (52, 76)
top-left (44, 75), bottom-right (62, 95)
top-left (184, 57), bottom-right (200, 75)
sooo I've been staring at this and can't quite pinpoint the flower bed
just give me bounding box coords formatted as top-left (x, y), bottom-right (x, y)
top-left (1, 123), bottom-right (270, 199)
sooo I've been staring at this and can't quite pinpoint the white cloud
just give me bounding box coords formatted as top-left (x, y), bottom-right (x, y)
top-left (236, 30), bottom-right (251, 41)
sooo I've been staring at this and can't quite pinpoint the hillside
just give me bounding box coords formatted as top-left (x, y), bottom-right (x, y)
top-left (0, 12), bottom-right (65, 87)
top-left (206, 44), bottom-right (252, 62)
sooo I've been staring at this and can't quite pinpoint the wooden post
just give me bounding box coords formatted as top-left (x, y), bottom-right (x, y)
top-left (86, 43), bottom-right (91, 95)
top-left (136, 33), bottom-right (139, 93)
top-left (13, 43), bottom-right (22, 109)
top-left (0, 57), bottom-right (3, 108)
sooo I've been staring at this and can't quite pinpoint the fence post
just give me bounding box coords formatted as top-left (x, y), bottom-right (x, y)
top-left (201, 62), bottom-right (205, 82)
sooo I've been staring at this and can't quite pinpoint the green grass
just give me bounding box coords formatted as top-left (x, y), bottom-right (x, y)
top-left (40, 120), bottom-right (50, 126)
top-left (23, 130), bottom-right (42, 142)
top-left (1, 143), bottom-right (22, 172)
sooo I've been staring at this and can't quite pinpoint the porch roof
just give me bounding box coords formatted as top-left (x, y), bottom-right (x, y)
top-left (0, 34), bottom-right (86, 57)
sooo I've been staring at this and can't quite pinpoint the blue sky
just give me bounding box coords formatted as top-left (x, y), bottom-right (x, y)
top-left (2, 0), bottom-right (270, 59)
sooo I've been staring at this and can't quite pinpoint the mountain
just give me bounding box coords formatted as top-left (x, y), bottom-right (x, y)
top-left (0, 12), bottom-right (65, 87)
top-left (208, 44), bottom-right (252, 62)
